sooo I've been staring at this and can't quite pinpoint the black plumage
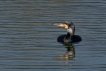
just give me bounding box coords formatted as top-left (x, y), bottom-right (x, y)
top-left (53, 21), bottom-right (82, 43)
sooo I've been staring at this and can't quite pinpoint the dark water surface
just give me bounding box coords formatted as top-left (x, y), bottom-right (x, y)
top-left (0, 0), bottom-right (106, 71)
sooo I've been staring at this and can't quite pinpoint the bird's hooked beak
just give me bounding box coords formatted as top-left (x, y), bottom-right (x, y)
top-left (52, 22), bottom-right (68, 29)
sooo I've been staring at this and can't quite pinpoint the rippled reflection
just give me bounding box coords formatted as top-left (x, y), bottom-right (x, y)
top-left (64, 43), bottom-right (75, 59)
top-left (55, 43), bottom-right (75, 60)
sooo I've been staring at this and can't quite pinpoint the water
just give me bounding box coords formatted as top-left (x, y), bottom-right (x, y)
top-left (0, 0), bottom-right (106, 71)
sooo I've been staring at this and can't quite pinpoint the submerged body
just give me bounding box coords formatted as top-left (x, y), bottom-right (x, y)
top-left (53, 21), bottom-right (82, 43)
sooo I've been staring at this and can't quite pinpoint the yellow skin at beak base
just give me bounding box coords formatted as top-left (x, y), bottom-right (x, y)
top-left (61, 24), bottom-right (68, 29)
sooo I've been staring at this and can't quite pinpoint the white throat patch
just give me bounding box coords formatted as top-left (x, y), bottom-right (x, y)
top-left (67, 28), bottom-right (73, 34)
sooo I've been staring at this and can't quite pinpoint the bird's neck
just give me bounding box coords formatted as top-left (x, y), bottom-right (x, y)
top-left (64, 27), bottom-right (75, 42)
top-left (63, 32), bottom-right (72, 43)
top-left (64, 28), bottom-right (74, 42)
top-left (65, 32), bottom-right (72, 39)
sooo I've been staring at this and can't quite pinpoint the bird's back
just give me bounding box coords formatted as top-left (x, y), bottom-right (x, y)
top-left (57, 35), bottom-right (66, 42)
top-left (57, 35), bottom-right (82, 43)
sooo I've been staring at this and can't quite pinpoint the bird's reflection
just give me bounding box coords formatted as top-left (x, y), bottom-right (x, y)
top-left (57, 43), bottom-right (75, 60)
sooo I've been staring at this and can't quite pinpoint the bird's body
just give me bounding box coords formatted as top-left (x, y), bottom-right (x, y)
top-left (53, 21), bottom-right (82, 43)
top-left (57, 34), bottom-right (82, 43)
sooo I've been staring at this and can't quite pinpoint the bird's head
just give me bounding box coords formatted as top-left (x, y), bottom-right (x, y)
top-left (52, 21), bottom-right (75, 35)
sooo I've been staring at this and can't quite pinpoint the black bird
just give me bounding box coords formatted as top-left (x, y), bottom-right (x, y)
top-left (52, 21), bottom-right (82, 43)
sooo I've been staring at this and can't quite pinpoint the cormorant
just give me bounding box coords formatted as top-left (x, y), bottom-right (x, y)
top-left (52, 21), bottom-right (82, 43)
